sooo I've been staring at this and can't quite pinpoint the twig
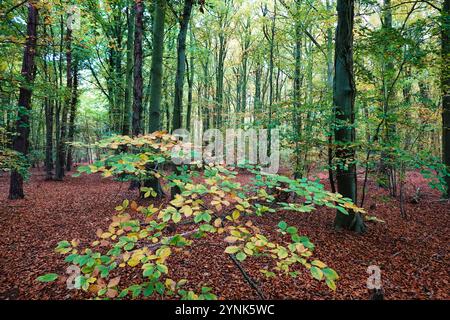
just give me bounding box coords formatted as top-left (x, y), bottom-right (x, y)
top-left (228, 254), bottom-right (267, 300)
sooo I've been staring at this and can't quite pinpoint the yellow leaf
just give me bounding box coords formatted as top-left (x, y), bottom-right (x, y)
top-left (311, 260), bottom-right (327, 269)
top-left (127, 257), bottom-right (140, 267)
top-left (170, 195), bottom-right (185, 208)
top-left (224, 236), bottom-right (238, 243)
top-left (100, 232), bottom-right (112, 239)
top-left (224, 246), bottom-right (240, 254)
top-left (213, 218), bottom-right (222, 227)
top-left (165, 278), bottom-right (176, 290)
top-left (230, 230), bottom-right (241, 237)
top-left (181, 205), bottom-right (193, 217)
top-left (157, 247), bottom-right (171, 260)
top-left (122, 252), bottom-right (130, 262)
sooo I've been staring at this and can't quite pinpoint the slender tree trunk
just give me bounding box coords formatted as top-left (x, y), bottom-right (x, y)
top-left (215, 37), bottom-right (226, 127)
top-left (379, 0), bottom-right (396, 193)
top-left (149, 0), bottom-right (166, 133)
top-left (293, 15), bottom-right (302, 178)
top-left (241, 18), bottom-right (251, 119)
top-left (267, 1), bottom-right (276, 133)
top-left (326, 0), bottom-right (334, 93)
top-left (9, 1), bottom-right (39, 199)
top-left (333, 0), bottom-right (365, 233)
top-left (55, 26), bottom-right (72, 180)
top-left (173, 0), bottom-right (194, 131)
top-left (443, 0), bottom-right (450, 198)
top-left (132, 0), bottom-right (144, 136)
top-left (42, 22), bottom-right (53, 180)
top-left (186, 43), bottom-right (194, 131)
top-left (326, 0), bottom-right (336, 192)
top-left (66, 62), bottom-right (79, 172)
top-left (123, 3), bottom-right (135, 136)
top-left (113, 9), bottom-right (124, 133)
top-left (254, 63), bottom-right (262, 123)
top-left (44, 98), bottom-right (53, 180)
top-left (202, 52), bottom-right (210, 131)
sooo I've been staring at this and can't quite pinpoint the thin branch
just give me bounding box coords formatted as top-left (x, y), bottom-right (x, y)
top-left (2, 0), bottom-right (27, 18)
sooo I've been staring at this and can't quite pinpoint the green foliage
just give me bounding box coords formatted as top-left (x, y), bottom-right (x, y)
top-left (0, 127), bottom-right (29, 179)
top-left (36, 273), bottom-right (59, 282)
top-left (37, 134), bottom-right (368, 298)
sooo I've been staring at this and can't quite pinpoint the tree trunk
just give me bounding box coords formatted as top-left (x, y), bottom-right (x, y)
top-left (149, 0), bottom-right (166, 133)
top-left (293, 14), bottom-right (302, 178)
top-left (333, 0), bottom-right (365, 233)
top-left (172, 0), bottom-right (194, 131)
top-left (266, 1), bottom-right (276, 132)
top-left (123, 2), bottom-right (135, 136)
top-left (44, 98), bottom-right (53, 180)
top-left (132, 0), bottom-right (144, 136)
top-left (66, 62), bottom-right (79, 172)
top-left (241, 18), bottom-right (251, 120)
top-left (215, 36), bottom-right (226, 128)
top-left (379, 0), bottom-right (396, 192)
top-left (42, 22), bottom-right (53, 180)
top-left (254, 63), bottom-right (262, 123)
top-left (9, 1), bottom-right (39, 199)
top-left (443, 0), bottom-right (450, 198)
top-left (186, 46), bottom-right (194, 131)
top-left (55, 26), bottom-right (72, 181)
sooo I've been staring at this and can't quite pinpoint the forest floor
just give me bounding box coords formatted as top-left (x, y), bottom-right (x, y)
top-left (0, 168), bottom-right (448, 300)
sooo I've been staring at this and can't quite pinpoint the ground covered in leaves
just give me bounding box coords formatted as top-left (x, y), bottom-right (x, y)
top-left (0, 169), bottom-right (448, 300)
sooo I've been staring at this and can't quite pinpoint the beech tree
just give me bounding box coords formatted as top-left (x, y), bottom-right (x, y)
top-left (443, 0), bottom-right (450, 198)
top-left (149, 0), bottom-right (166, 133)
top-left (9, 1), bottom-right (39, 199)
top-left (172, 0), bottom-right (194, 131)
top-left (332, 0), bottom-right (365, 233)
top-left (132, 0), bottom-right (144, 136)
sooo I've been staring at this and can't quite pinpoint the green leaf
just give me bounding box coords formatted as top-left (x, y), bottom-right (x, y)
top-left (286, 226), bottom-right (297, 234)
top-left (143, 284), bottom-right (154, 297)
top-left (36, 273), bottom-right (59, 282)
top-left (322, 267), bottom-right (339, 281)
top-left (325, 278), bottom-right (336, 291)
top-left (156, 264), bottom-right (168, 274)
top-left (172, 211), bottom-right (182, 223)
top-left (337, 206), bottom-right (349, 215)
top-left (235, 252), bottom-right (247, 261)
top-left (155, 281), bottom-right (165, 295)
top-left (310, 266), bottom-right (323, 281)
top-left (277, 221), bottom-right (287, 231)
top-left (224, 246), bottom-right (240, 254)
